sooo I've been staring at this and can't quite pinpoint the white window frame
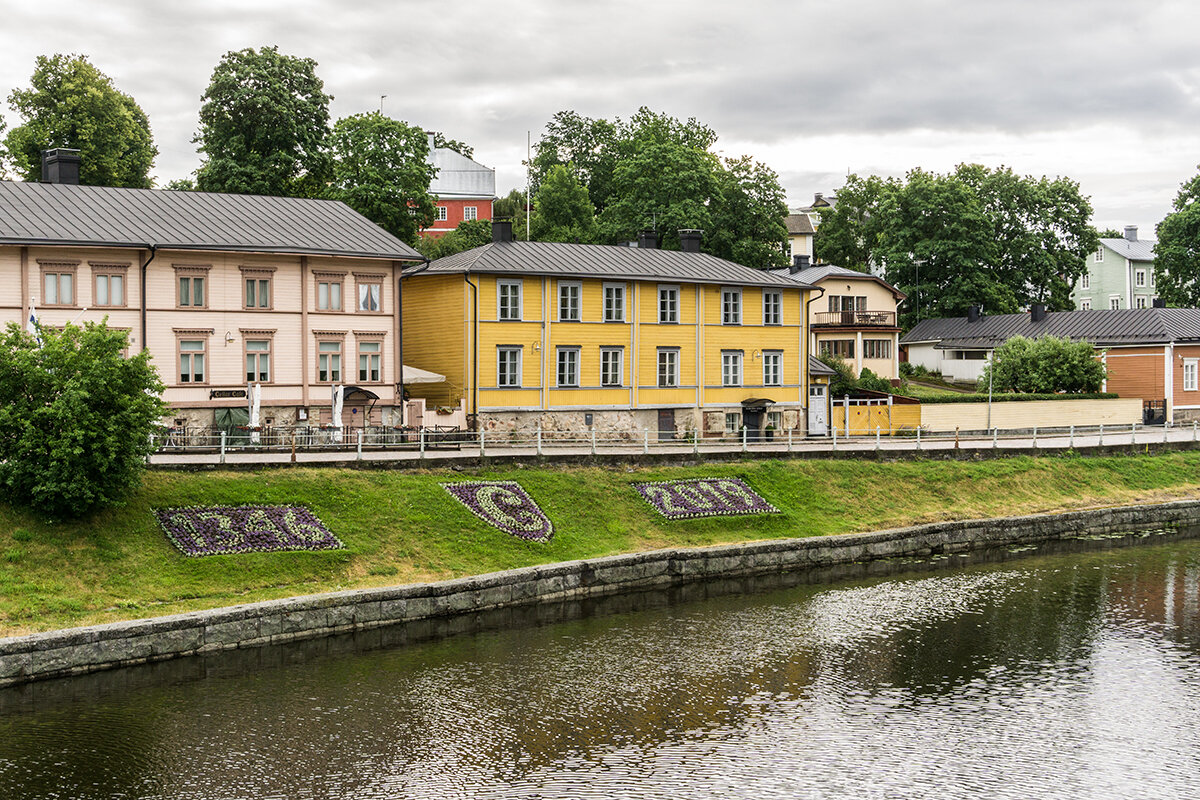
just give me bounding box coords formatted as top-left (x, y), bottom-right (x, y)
top-left (724, 412), bottom-right (741, 434)
top-left (603, 283), bottom-right (625, 322)
top-left (1185, 359), bottom-right (1198, 392)
top-left (1095, 246), bottom-right (1104, 263)
top-left (436, 206), bottom-right (448, 221)
top-left (722, 287), bottom-right (742, 325)
top-left (658, 285), bottom-right (679, 323)
top-left (463, 206), bottom-right (478, 221)
top-left (762, 290), bottom-right (782, 325)
top-left (1135, 296), bottom-right (1148, 309)
top-left (763, 351), bottom-right (782, 386)
top-left (558, 280), bottom-right (582, 322)
top-left (657, 348), bottom-right (679, 387)
top-left (1080, 299), bottom-right (1092, 310)
top-left (556, 346), bottom-right (580, 388)
top-left (497, 279), bottom-right (523, 321)
top-left (1135, 269), bottom-right (1147, 288)
top-left (1109, 296), bottom-right (1121, 310)
top-left (1080, 273), bottom-right (1090, 290)
top-left (600, 347), bottom-right (624, 387)
top-left (722, 350), bottom-right (743, 387)
top-left (497, 346), bottom-right (522, 387)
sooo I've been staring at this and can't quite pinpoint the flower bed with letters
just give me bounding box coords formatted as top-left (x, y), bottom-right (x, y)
top-left (154, 505), bottom-right (344, 556)
top-left (442, 481), bottom-right (554, 542)
top-left (632, 477), bottom-right (779, 520)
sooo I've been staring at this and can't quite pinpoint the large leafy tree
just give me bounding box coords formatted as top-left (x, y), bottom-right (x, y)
top-left (416, 219), bottom-right (493, 260)
top-left (1154, 166), bottom-right (1200, 306)
top-left (817, 165), bottom-right (1098, 327)
top-left (328, 113), bottom-right (436, 245)
top-left (978, 335), bottom-right (1106, 394)
top-left (531, 164), bottom-right (597, 243)
top-left (4, 54), bottom-right (157, 187)
top-left (0, 322), bottom-right (167, 518)
top-left (194, 46), bottom-right (332, 197)
top-left (708, 155), bottom-right (789, 269)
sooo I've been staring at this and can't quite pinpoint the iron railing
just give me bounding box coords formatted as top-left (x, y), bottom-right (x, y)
top-left (813, 310), bottom-right (896, 327)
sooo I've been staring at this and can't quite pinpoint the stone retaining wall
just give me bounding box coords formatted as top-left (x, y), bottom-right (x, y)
top-left (3, 499), bottom-right (1200, 688)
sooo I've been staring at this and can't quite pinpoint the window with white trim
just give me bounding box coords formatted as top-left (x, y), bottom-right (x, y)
top-left (763, 351), bottom-right (782, 386)
top-left (762, 290), bottom-right (782, 325)
top-left (724, 413), bottom-right (741, 434)
top-left (657, 348), bottom-right (679, 387)
top-left (1080, 273), bottom-right (1090, 290)
top-left (556, 347), bottom-right (580, 387)
top-left (498, 280), bottom-right (522, 320)
top-left (497, 346), bottom-right (522, 387)
top-left (600, 347), bottom-right (624, 387)
top-left (558, 281), bottom-right (581, 321)
top-left (1109, 297), bottom-right (1121, 310)
top-left (436, 206), bottom-right (448, 221)
top-left (722, 287), bottom-right (742, 324)
top-left (1095, 246), bottom-right (1104, 263)
top-left (603, 283), bottom-right (625, 322)
top-left (463, 206), bottom-right (477, 221)
top-left (1080, 299), bottom-right (1092, 310)
top-left (658, 285), bottom-right (679, 323)
top-left (1185, 359), bottom-right (1198, 392)
top-left (1135, 296), bottom-right (1148, 309)
top-left (722, 350), bottom-right (743, 387)
top-left (1136, 269), bottom-right (1147, 288)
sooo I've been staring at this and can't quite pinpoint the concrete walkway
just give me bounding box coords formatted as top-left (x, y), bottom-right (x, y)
top-left (148, 424), bottom-right (1200, 468)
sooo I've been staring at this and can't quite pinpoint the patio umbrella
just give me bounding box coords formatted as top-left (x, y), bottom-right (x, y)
top-left (331, 383), bottom-right (344, 443)
top-left (249, 383), bottom-right (261, 444)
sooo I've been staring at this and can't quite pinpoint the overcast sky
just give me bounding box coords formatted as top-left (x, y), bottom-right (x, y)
top-left (2, 0), bottom-right (1198, 236)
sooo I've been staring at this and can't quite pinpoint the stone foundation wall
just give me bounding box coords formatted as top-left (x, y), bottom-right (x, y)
top-left (3, 499), bottom-right (1199, 688)
top-left (478, 409), bottom-right (703, 441)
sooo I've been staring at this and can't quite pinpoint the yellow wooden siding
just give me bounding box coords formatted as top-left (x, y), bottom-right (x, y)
top-left (478, 388), bottom-right (542, 409)
top-left (401, 274), bottom-right (466, 399)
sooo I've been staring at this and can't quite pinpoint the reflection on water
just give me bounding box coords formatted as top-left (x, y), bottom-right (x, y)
top-left (3, 531), bottom-right (1200, 799)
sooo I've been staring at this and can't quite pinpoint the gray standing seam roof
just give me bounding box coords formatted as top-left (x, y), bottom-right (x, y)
top-left (0, 181), bottom-right (423, 261)
top-left (768, 263), bottom-right (906, 298)
top-left (1100, 237), bottom-right (1156, 262)
top-left (419, 241), bottom-right (814, 289)
top-left (901, 307), bottom-right (1200, 349)
top-left (428, 148), bottom-right (496, 199)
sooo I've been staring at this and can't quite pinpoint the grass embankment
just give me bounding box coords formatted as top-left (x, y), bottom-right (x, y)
top-left (3, 454), bottom-right (1200, 636)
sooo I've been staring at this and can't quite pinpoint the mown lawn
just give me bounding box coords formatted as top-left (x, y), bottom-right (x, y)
top-left (2, 452), bottom-right (1199, 635)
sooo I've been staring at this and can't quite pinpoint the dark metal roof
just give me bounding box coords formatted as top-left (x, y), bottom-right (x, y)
top-left (768, 263), bottom-right (906, 300)
top-left (421, 240), bottom-right (812, 288)
top-left (901, 307), bottom-right (1200, 349)
top-left (0, 181), bottom-right (423, 261)
top-left (808, 355), bottom-right (837, 376)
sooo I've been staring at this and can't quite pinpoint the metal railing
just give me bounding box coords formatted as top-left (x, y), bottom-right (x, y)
top-left (813, 310), bottom-right (896, 327)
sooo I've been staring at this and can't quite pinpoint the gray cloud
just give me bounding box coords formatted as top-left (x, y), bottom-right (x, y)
top-left (2, 0), bottom-right (1198, 231)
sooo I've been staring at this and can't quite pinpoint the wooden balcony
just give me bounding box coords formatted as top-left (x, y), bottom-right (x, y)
top-left (814, 310), bottom-right (897, 328)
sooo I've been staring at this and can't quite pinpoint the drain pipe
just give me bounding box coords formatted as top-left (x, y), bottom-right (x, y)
top-left (398, 258), bottom-right (431, 424)
top-left (140, 245), bottom-right (157, 352)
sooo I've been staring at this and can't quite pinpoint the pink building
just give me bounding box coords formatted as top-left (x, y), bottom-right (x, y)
top-left (0, 150), bottom-right (427, 431)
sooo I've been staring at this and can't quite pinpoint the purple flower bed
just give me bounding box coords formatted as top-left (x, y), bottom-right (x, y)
top-left (632, 477), bottom-right (779, 520)
top-left (442, 481), bottom-right (554, 542)
top-left (154, 505), bottom-right (344, 557)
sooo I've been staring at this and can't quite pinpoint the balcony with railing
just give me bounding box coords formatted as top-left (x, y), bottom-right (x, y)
top-left (813, 310), bottom-right (897, 327)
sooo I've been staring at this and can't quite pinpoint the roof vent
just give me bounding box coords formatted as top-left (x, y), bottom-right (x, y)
top-left (678, 229), bottom-right (703, 253)
top-left (491, 218), bottom-right (513, 243)
top-left (790, 254), bottom-right (811, 274)
top-left (41, 148), bottom-right (81, 185)
top-left (967, 305), bottom-right (982, 323)
top-left (638, 230), bottom-right (658, 249)
top-left (1030, 303), bottom-right (1047, 323)
top-left (1124, 225), bottom-right (1138, 242)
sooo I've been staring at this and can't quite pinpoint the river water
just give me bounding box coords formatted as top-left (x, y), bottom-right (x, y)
top-left (3, 530), bottom-right (1200, 799)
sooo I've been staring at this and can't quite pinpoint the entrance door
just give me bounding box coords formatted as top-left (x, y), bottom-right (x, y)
top-left (742, 409), bottom-right (763, 441)
top-left (657, 409), bottom-right (675, 441)
top-left (808, 386), bottom-right (828, 435)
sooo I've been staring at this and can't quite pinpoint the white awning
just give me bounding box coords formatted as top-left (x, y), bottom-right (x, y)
top-left (402, 365), bottom-right (446, 384)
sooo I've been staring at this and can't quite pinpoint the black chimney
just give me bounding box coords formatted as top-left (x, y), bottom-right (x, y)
top-left (789, 254), bottom-right (811, 274)
top-left (41, 148), bottom-right (81, 185)
top-left (638, 230), bottom-right (658, 249)
top-left (967, 305), bottom-right (981, 323)
top-left (1031, 303), bottom-right (1047, 323)
top-left (491, 218), bottom-right (513, 243)
top-left (1153, 297), bottom-right (1166, 308)
top-left (678, 229), bottom-right (703, 253)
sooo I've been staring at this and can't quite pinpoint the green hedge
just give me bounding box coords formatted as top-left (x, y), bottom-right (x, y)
top-left (918, 392), bottom-right (1119, 404)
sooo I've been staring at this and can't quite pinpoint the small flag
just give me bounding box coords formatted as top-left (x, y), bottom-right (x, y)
top-left (26, 299), bottom-right (41, 345)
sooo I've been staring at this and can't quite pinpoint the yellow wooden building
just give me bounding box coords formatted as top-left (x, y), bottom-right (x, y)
top-left (403, 224), bottom-right (831, 439)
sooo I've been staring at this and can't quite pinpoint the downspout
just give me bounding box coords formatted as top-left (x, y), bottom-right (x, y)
top-left (140, 245), bottom-right (157, 352)
top-left (804, 285), bottom-right (827, 368)
top-left (398, 258), bottom-right (432, 424)
top-left (803, 285), bottom-right (826, 434)
top-left (463, 272), bottom-right (479, 421)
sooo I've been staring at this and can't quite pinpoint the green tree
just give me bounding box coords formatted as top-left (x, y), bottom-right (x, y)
top-left (709, 155), bottom-right (789, 269)
top-left (163, 178), bottom-right (196, 192)
top-left (431, 131), bottom-right (473, 159)
top-left (4, 54), bottom-right (157, 187)
top-left (530, 110), bottom-right (621, 212)
top-left (818, 353), bottom-right (859, 397)
top-left (1154, 166), bottom-right (1200, 306)
top-left (531, 164), bottom-right (597, 243)
top-left (327, 112), bottom-right (436, 245)
top-left (978, 335), bottom-right (1105, 394)
top-left (494, 188), bottom-right (531, 240)
top-left (816, 165), bottom-right (1097, 327)
top-left (416, 219), bottom-right (493, 260)
top-left (0, 321), bottom-right (167, 518)
top-left (194, 46), bottom-right (332, 197)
